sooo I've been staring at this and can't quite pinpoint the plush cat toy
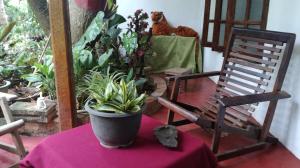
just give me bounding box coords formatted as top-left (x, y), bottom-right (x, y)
top-left (151, 11), bottom-right (198, 38)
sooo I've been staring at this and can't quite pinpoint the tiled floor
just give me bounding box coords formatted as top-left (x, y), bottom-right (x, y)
top-left (0, 78), bottom-right (299, 168)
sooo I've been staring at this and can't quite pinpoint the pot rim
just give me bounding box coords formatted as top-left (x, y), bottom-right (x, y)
top-left (85, 99), bottom-right (144, 118)
top-left (0, 80), bottom-right (11, 88)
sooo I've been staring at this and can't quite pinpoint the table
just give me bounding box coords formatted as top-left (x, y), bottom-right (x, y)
top-left (147, 36), bottom-right (202, 73)
top-left (20, 115), bottom-right (216, 168)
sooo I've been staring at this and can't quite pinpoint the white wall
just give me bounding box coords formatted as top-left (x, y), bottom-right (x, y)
top-left (260, 0), bottom-right (300, 159)
top-left (118, 0), bottom-right (300, 159)
top-left (117, 0), bottom-right (204, 35)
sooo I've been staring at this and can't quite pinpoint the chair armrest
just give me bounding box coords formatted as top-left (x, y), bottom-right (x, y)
top-left (0, 119), bottom-right (25, 136)
top-left (217, 91), bottom-right (291, 107)
top-left (166, 71), bottom-right (221, 82)
top-left (0, 92), bottom-right (18, 101)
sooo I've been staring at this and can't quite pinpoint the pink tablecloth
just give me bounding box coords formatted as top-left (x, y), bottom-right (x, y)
top-left (20, 115), bottom-right (216, 168)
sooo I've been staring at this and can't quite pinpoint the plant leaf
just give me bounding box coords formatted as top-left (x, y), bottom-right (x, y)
top-left (98, 49), bottom-right (113, 67)
top-left (74, 12), bottom-right (105, 49)
top-left (108, 14), bottom-right (126, 29)
top-left (22, 74), bottom-right (42, 83)
top-left (126, 68), bottom-right (134, 82)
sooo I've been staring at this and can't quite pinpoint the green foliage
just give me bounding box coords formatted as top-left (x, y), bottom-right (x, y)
top-left (0, 0), bottom-right (50, 90)
top-left (126, 9), bottom-right (153, 77)
top-left (122, 32), bottom-right (138, 55)
top-left (22, 56), bottom-right (56, 99)
top-left (98, 49), bottom-right (113, 66)
top-left (73, 11), bottom-right (126, 84)
top-left (84, 70), bottom-right (146, 114)
top-left (1, 0), bottom-right (48, 67)
top-left (0, 21), bottom-right (16, 42)
top-left (0, 64), bottom-right (29, 81)
top-left (74, 8), bottom-right (154, 109)
top-left (74, 12), bottom-right (105, 50)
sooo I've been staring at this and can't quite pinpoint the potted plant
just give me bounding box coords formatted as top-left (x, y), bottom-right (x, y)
top-left (0, 65), bottom-right (12, 93)
top-left (84, 70), bottom-right (146, 148)
top-left (0, 77), bottom-right (11, 93)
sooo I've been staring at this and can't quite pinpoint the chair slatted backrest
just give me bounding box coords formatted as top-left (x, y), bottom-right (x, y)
top-left (214, 28), bottom-right (296, 125)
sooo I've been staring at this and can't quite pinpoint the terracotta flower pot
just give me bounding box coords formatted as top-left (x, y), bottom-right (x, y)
top-left (85, 100), bottom-right (143, 148)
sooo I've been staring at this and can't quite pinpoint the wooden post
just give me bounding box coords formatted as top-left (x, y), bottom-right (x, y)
top-left (49, 0), bottom-right (77, 130)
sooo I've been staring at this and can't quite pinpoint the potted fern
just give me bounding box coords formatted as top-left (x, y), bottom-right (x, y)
top-left (84, 70), bottom-right (146, 148)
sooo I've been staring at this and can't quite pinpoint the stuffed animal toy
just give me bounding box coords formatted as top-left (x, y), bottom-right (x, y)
top-left (151, 11), bottom-right (173, 36)
top-left (151, 11), bottom-right (198, 38)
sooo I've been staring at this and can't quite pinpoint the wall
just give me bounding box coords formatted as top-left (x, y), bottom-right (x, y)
top-left (118, 0), bottom-right (300, 159)
top-left (117, 0), bottom-right (204, 35)
top-left (258, 0), bottom-right (300, 159)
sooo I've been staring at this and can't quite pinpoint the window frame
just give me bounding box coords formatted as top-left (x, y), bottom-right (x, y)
top-left (202, 0), bottom-right (270, 52)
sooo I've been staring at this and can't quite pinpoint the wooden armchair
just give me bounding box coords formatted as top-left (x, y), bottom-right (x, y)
top-left (0, 92), bottom-right (26, 158)
top-left (158, 28), bottom-right (296, 161)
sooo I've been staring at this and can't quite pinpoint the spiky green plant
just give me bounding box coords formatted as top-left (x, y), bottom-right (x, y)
top-left (84, 70), bottom-right (146, 114)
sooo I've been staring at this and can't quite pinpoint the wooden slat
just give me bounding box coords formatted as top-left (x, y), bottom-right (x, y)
top-left (211, 94), bottom-right (256, 112)
top-left (235, 40), bottom-right (282, 53)
top-left (220, 76), bottom-right (265, 93)
top-left (215, 87), bottom-right (259, 107)
top-left (218, 81), bottom-right (254, 95)
top-left (204, 104), bottom-right (245, 127)
top-left (235, 35), bottom-right (284, 46)
top-left (209, 96), bottom-right (254, 114)
top-left (49, 0), bottom-right (77, 130)
top-left (228, 58), bottom-right (274, 72)
top-left (207, 101), bottom-right (249, 122)
top-left (231, 106), bottom-right (253, 116)
top-left (232, 46), bottom-right (280, 60)
top-left (225, 64), bottom-right (271, 79)
top-left (223, 70), bottom-right (268, 86)
top-left (230, 51), bottom-right (277, 66)
top-left (216, 87), bottom-right (239, 97)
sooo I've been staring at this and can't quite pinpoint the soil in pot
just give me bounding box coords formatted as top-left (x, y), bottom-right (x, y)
top-left (0, 80), bottom-right (11, 93)
top-left (85, 100), bottom-right (143, 149)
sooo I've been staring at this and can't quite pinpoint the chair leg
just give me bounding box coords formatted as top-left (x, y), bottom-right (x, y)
top-left (11, 131), bottom-right (27, 158)
top-left (184, 80), bottom-right (188, 92)
top-left (167, 77), bottom-right (181, 125)
top-left (211, 105), bottom-right (226, 153)
top-left (167, 110), bottom-right (175, 125)
top-left (260, 100), bottom-right (278, 141)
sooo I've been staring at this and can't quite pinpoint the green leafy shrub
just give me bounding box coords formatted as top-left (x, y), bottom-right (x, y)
top-left (0, 0), bottom-right (50, 88)
top-left (1, 0), bottom-right (49, 67)
top-left (22, 56), bottom-right (56, 99)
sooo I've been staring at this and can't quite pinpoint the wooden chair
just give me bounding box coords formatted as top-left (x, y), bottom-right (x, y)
top-left (158, 28), bottom-right (296, 161)
top-left (0, 92), bottom-right (26, 158)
